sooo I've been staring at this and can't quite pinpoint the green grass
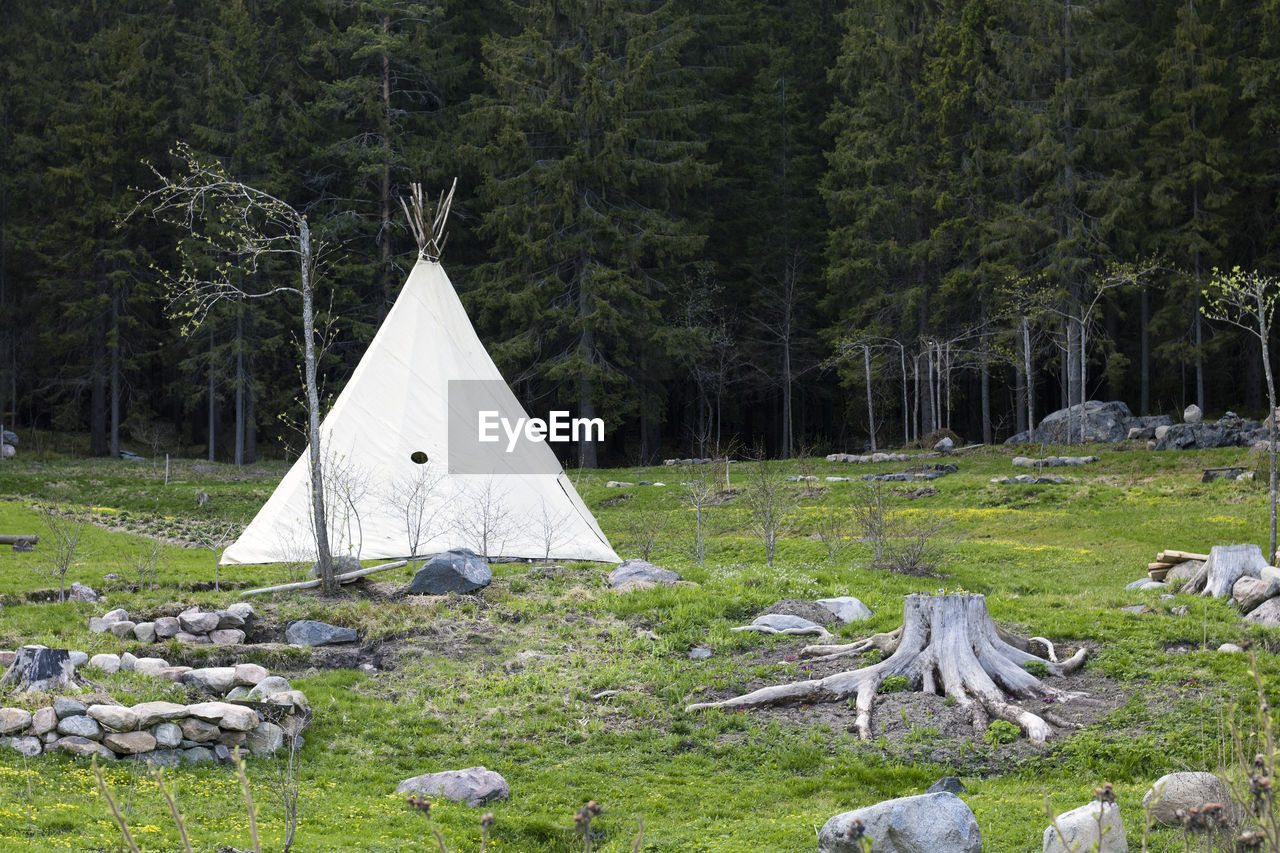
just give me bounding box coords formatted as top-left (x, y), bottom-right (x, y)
top-left (0, 443), bottom-right (1278, 850)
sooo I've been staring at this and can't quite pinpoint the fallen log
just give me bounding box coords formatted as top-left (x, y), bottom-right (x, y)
top-left (0, 534), bottom-right (39, 545)
top-left (239, 560), bottom-right (408, 597)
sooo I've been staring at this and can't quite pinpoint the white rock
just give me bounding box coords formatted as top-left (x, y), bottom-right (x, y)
top-left (131, 701), bottom-right (189, 728)
top-left (1218, 643), bottom-right (1244, 653)
top-left (133, 657), bottom-right (170, 677)
top-left (119, 652), bottom-right (138, 672)
top-left (1142, 772), bottom-right (1235, 826)
top-left (1043, 801), bottom-right (1126, 853)
top-left (87, 705), bottom-right (139, 733)
top-left (818, 792), bottom-right (982, 852)
top-left (395, 766), bottom-right (510, 807)
top-left (1184, 404), bottom-right (1203, 424)
top-left (88, 653), bottom-right (121, 674)
top-left (816, 596), bottom-right (874, 623)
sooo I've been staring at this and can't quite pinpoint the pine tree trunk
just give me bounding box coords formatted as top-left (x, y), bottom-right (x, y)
top-left (1140, 288), bottom-right (1150, 415)
top-left (234, 307), bottom-right (244, 467)
top-left (864, 344), bottom-right (876, 452)
top-left (207, 328), bottom-right (216, 463)
top-left (109, 288), bottom-right (120, 458)
top-left (1024, 317), bottom-right (1035, 432)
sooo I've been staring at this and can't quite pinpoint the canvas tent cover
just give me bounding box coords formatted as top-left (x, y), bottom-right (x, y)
top-left (220, 259), bottom-right (620, 565)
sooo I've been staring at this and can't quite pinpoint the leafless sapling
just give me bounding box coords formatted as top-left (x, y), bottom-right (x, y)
top-left (34, 507), bottom-right (93, 602)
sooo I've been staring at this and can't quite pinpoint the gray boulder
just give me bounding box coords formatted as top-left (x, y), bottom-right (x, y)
top-left (0, 708), bottom-right (33, 736)
top-left (1043, 801), bottom-right (1126, 853)
top-left (1007, 400), bottom-right (1133, 445)
top-left (1155, 422), bottom-right (1248, 451)
top-left (181, 746), bottom-right (217, 765)
top-left (607, 559), bottom-right (681, 588)
top-left (247, 676), bottom-right (293, 700)
top-left (53, 698), bottom-right (86, 718)
top-left (181, 667), bottom-right (239, 694)
top-left (152, 723), bottom-right (183, 749)
top-left (153, 617), bottom-right (181, 639)
top-left (55, 736), bottom-right (115, 760)
top-left (56, 715), bottom-right (102, 740)
top-left (395, 766), bottom-right (510, 807)
top-left (285, 620), bottom-right (358, 646)
top-left (1, 736), bottom-right (41, 757)
top-left (1143, 772), bottom-right (1235, 826)
top-left (751, 613), bottom-right (822, 632)
top-left (818, 792), bottom-right (982, 853)
top-left (133, 622), bottom-right (156, 643)
top-left (1184, 404), bottom-right (1203, 424)
top-left (816, 596), bottom-right (874, 624)
top-left (1246, 597), bottom-right (1280, 626)
top-left (68, 582), bottom-right (99, 603)
top-left (178, 607), bottom-right (221, 635)
top-left (407, 548), bottom-right (492, 594)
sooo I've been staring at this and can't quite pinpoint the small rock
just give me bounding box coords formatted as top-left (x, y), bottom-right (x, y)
top-left (215, 611), bottom-right (246, 629)
top-left (1218, 643), bottom-right (1244, 653)
top-left (407, 548), bottom-right (492, 594)
top-left (151, 723), bottom-right (183, 749)
top-left (103, 731), bottom-right (156, 755)
top-left (218, 730), bottom-right (247, 748)
top-left (185, 701), bottom-right (259, 732)
top-left (153, 617), bottom-right (181, 639)
top-left (87, 705), bottom-right (139, 733)
top-left (1143, 772), bottom-right (1236, 826)
top-left (613, 579), bottom-right (657, 594)
top-left (53, 698), bottom-right (87, 719)
top-left (68, 650), bottom-right (88, 668)
top-left (56, 715), bottom-right (102, 740)
top-left (1184, 404), bottom-right (1203, 424)
top-left (120, 652), bottom-right (138, 672)
top-left (209, 629), bottom-right (245, 646)
top-left (927, 777), bottom-right (966, 795)
top-left (233, 663), bottom-right (269, 686)
top-left (818, 792), bottom-right (982, 853)
top-left (88, 653), bottom-right (121, 674)
top-left (178, 607), bottom-right (221, 635)
top-left (607, 559), bottom-right (681, 588)
top-left (751, 613), bottom-right (822, 632)
top-left (30, 707), bottom-right (58, 736)
top-left (212, 744), bottom-right (232, 763)
top-left (132, 701), bottom-right (188, 728)
top-left (816, 596), bottom-right (874, 623)
top-left (225, 602), bottom-right (255, 621)
top-left (1120, 605), bottom-right (1152, 614)
top-left (157, 666), bottom-right (193, 682)
top-left (101, 608), bottom-right (130, 624)
top-left (1, 736), bottom-right (41, 757)
top-left (284, 620), bottom-right (358, 647)
top-left (133, 748), bottom-right (180, 768)
top-left (0, 651), bottom-right (14, 668)
top-left (0, 708), bottom-right (33, 736)
top-left (67, 582), bottom-right (99, 603)
top-left (173, 631), bottom-right (210, 644)
top-left (179, 718), bottom-right (221, 743)
top-left (55, 735), bottom-right (115, 760)
top-left (108, 620), bottom-right (138, 638)
top-left (181, 746), bottom-right (216, 764)
top-left (934, 436), bottom-right (955, 451)
top-left (688, 647), bottom-right (712, 660)
top-left (246, 721), bottom-right (285, 755)
top-left (1170, 605), bottom-right (1190, 616)
top-left (182, 667), bottom-right (239, 694)
top-left (225, 686), bottom-right (250, 701)
top-left (1044, 801), bottom-right (1126, 852)
top-left (247, 676), bottom-right (292, 701)
top-left (1245, 597), bottom-right (1280, 626)
top-left (395, 766), bottom-right (511, 807)
top-left (133, 657), bottom-right (170, 678)
top-left (133, 622), bottom-right (156, 643)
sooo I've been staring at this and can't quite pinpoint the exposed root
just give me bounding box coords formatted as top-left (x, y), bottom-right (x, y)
top-left (686, 594), bottom-right (1090, 745)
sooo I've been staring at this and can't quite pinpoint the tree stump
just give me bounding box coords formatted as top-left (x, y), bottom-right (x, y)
top-left (0, 646), bottom-right (79, 693)
top-left (686, 593), bottom-right (1089, 744)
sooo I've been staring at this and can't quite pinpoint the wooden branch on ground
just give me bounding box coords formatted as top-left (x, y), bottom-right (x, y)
top-left (239, 561), bottom-right (407, 597)
top-left (0, 534), bottom-right (39, 545)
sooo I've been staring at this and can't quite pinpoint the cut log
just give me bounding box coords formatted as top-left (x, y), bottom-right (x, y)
top-left (1148, 562), bottom-right (1177, 571)
top-left (239, 560), bottom-right (407, 597)
top-left (1148, 568), bottom-right (1171, 582)
top-left (686, 593), bottom-right (1090, 745)
top-left (1232, 576), bottom-right (1280, 614)
top-left (1157, 550), bottom-right (1209, 563)
top-left (0, 534), bottom-right (39, 545)
top-left (0, 646), bottom-right (79, 693)
top-left (1202, 545), bottom-right (1268, 599)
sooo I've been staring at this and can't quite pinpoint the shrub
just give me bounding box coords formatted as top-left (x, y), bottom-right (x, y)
top-left (983, 720), bottom-right (1020, 746)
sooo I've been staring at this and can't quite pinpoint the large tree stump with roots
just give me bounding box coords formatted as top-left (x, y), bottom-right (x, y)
top-left (0, 646), bottom-right (79, 693)
top-left (686, 594), bottom-right (1090, 744)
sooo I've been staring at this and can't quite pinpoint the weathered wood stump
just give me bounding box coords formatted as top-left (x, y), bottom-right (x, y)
top-left (686, 593), bottom-right (1089, 744)
top-left (0, 646), bottom-right (79, 693)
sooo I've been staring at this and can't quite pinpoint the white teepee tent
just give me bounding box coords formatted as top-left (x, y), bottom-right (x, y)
top-left (220, 258), bottom-right (620, 566)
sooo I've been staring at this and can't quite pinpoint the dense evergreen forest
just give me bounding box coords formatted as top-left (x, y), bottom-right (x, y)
top-left (1, 0), bottom-right (1278, 466)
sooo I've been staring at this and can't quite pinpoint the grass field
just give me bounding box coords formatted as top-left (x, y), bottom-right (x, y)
top-left (1, 442), bottom-right (1278, 851)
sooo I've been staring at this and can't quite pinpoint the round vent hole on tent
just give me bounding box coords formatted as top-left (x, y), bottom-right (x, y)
top-left (410, 451), bottom-right (429, 464)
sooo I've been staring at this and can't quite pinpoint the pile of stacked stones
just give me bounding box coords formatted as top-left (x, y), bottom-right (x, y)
top-left (0, 675), bottom-right (307, 765)
top-left (89, 602), bottom-right (254, 645)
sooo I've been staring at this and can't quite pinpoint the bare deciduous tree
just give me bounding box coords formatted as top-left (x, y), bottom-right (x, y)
top-left (35, 507), bottom-right (92, 601)
top-left (129, 539), bottom-right (167, 590)
top-left (196, 517), bottom-right (240, 592)
top-left (680, 466), bottom-right (717, 568)
top-left (454, 478), bottom-right (513, 560)
top-left (743, 455), bottom-right (796, 569)
top-left (851, 482), bottom-right (891, 565)
top-left (624, 498), bottom-right (669, 561)
top-left (536, 498), bottom-right (572, 562)
top-left (131, 142), bottom-right (338, 590)
top-left (386, 467), bottom-right (446, 571)
top-left (323, 447), bottom-right (372, 560)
